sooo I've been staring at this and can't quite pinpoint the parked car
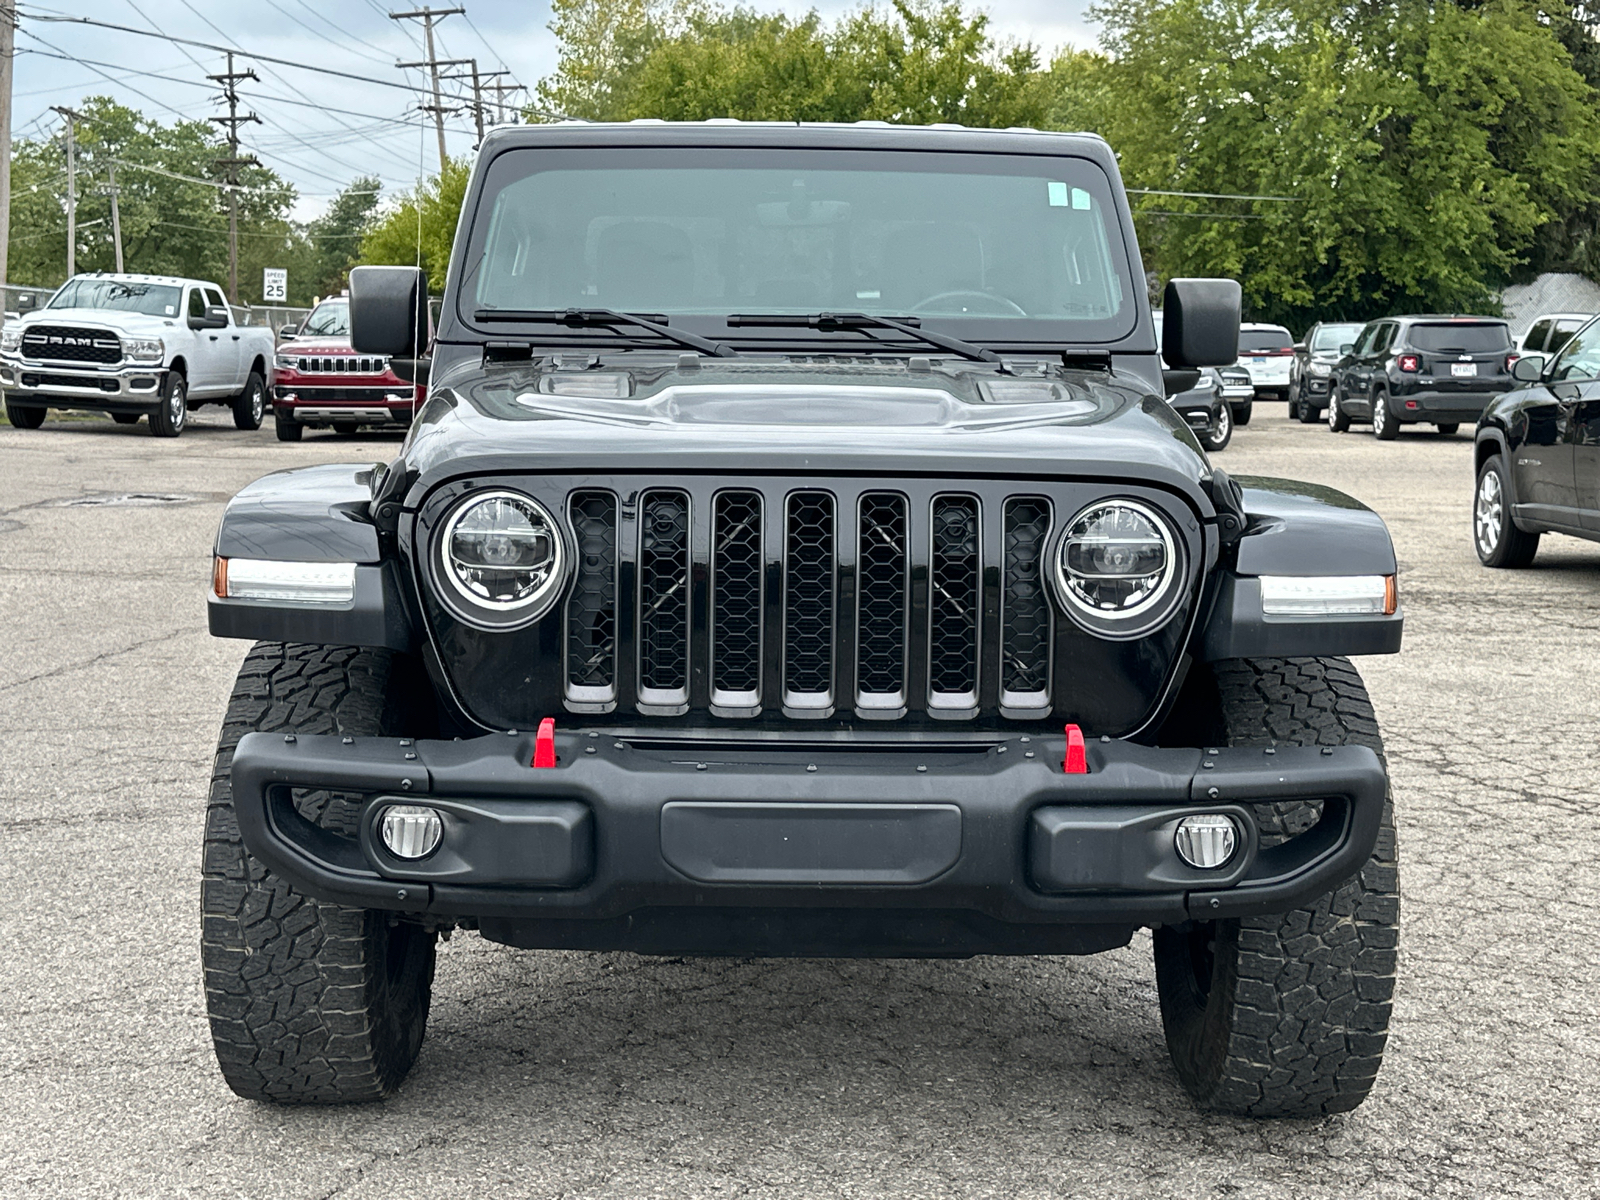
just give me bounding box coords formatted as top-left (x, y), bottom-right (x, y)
top-left (1473, 315), bottom-right (1600, 566)
top-left (270, 296), bottom-right (423, 440)
top-left (1517, 312), bottom-right (1593, 358)
top-left (1154, 311), bottom-right (1230, 450)
top-left (1288, 321), bottom-right (1364, 422)
top-left (1231, 322), bottom-right (1295, 414)
top-left (0, 273), bottom-right (273, 436)
top-left (1217, 364), bottom-right (1253, 414)
top-left (202, 122), bottom-right (1403, 1118)
top-left (1327, 315), bottom-right (1516, 439)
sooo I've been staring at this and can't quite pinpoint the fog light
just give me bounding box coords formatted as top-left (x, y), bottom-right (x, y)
top-left (1174, 814), bottom-right (1238, 869)
top-left (380, 805), bottom-right (442, 859)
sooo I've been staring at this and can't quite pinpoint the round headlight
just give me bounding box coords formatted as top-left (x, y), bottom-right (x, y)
top-left (1051, 499), bottom-right (1183, 637)
top-left (434, 490), bottom-right (567, 627)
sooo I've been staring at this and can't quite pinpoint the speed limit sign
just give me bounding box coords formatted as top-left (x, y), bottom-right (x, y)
top-left (262, 268), bottom-right (288, 302)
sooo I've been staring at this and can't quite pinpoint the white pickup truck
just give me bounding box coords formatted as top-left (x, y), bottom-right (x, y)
top-left (0, 273), bottom-right (275, 437)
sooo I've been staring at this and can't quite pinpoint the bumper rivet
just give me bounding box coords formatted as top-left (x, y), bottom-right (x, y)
top-left (404, 751), bottom-right (417, 761)
top-left (916, 765), bottom-right (927, 773)
top-left (1207, 786), bottom-right (1220, 799)
top-left (585, 745), bottom-right (597, 754)
top-left (614, 741), bottom-right (625, 749)
top-left (283, 734), bottom-right (296, 744)
top-left (507, 729), bottom-right (519, 736)
top-left (698, 763), bottom-right (709, 771)
top-left (997, 745), bottom-right (1007, 754)
top-left (1020, 736), bottom-right (1030, 743)
top-left (1209, 898), bottom-right (1221, 910)
top-left (400, 778), bottom-right (413, 790)
top-left (1264, 747), bottom-right (1275, 755)
top-left (400, 739), bottom-right (413, 747)
top-left (1206, 748), bottom-right (1220, 755)
top-left (1202, 760), bottom-right (1214, 769)
top-left (1024, 750), bottom-right (1035, 759)
top-left (1321, 747), bottom-right (1334, 755)
top-left (397, 889), bottom-right (408, 901)
top-left (342, 736), bottom-right (354, 745)
top-left (806, 764), bottom-right (817, 772)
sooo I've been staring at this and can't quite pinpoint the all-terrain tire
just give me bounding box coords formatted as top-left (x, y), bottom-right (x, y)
top-left (201, 642), bottom-right (437, 1104)
top-left (5, 400), bottom-right (46, 428)
top-left (1153, 657), bottom-right (1398, 1117)
top-left (232, 370), bottom-right (266, 431)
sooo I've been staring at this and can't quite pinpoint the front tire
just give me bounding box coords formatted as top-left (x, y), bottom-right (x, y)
top-left (1327, 387), bottom-right (1350, 432)
top-left (1436, 423), bottom-right (1459, 436)
top-left (1153, 657), bottom-right (1398, 1117)
top-left (5, 400), bottom-right (46, 428)
top-left (201, 643), bottom-right (438, 1104)
top-left (149, 372), bottom-right (188, 438)
top-left (1201, 402), bottom-right (1232, 451)
top-left (1297, 396), bottom-right (1321, 424)
top-left (1372, 392), bottom-right (1398, 440)
top-left (275, 415), bottom-right (304, 442)
top-left (1233, 399), bottom-right (1253, 427)
top-left (1474, 454), bottom-right (1540, 567)
top-left (232, 371), bottom-right (266, 431)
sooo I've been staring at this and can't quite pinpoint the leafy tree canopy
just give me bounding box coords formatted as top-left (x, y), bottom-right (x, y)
top-left (357, 157), bottom-right (472, 292)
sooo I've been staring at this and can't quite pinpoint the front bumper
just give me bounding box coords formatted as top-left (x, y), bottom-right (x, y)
top-left (0, 358), bottom-right (166, 404)
top-left (229, 730), bottom-right (1388, 956)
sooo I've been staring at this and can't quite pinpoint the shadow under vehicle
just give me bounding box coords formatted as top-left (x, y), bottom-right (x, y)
top-left (201, 122), bottom-right (1403, 1118)
top-left (1473, 315), bottom-right (1600, 566)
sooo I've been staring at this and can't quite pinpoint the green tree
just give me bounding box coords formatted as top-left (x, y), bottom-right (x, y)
top-left (358, 157), bottom-right (471, 291)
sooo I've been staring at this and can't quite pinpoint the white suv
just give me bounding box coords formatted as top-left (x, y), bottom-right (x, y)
top-left (1234, 322), bottom-right (1295, 403)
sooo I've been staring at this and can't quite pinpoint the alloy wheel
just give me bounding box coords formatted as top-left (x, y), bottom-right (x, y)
top-left (1327, 391), bottom-right (1339, 430)
top-left (171, 381), bottom-right (187, 431)
top-left (1476, 468), bottom-right (1503, 557)
top-left (250, 383), bottom-right (264, 424)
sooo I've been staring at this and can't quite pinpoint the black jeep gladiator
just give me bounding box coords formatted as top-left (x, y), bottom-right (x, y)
top-left (202, 122), bottom-right (1403, 1117)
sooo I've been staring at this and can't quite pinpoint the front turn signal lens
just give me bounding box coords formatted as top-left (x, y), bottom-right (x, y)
top-left (218, 557), bottom-right (357, 605)
top-left (1259, 574), bottom-right (1396, 616)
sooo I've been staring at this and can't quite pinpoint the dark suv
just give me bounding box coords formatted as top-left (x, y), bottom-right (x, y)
top-left (201, 122), bottom-right (1404, 1117)
top-left (1328, 315), bottom-right (1516, 439)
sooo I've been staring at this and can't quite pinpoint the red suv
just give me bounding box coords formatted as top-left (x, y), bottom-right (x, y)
top-left (272, 297), bottom-right (421, 440)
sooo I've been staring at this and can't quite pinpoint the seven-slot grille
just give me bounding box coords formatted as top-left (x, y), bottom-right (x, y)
top-left (560, 483), bottom-right (1060, 720)
top-left (287, 355), bottom-right (388, 375)
top-left (20, 325), bottom-right (121, 365)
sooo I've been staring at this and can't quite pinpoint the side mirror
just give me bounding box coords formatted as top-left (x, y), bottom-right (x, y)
top-left (1512, 354), bottom-right (1545, 382)
top-left (389, 357), bottom-right (432, 388)
top-left (1161, 278), bottom-right (1241, 367)
top-left (277, 325), bottom-right (298, 340)
top-left (1293, 342), bottom-right (1306, 353)
top-left (1162, 368), bottom-right (1201, 397)
top-left (1339, 343), bottom-right (1355, 356)
top-left (208, 305), bottom-right (231, 325)
top-left (350, 265), bottom-right (429, 357)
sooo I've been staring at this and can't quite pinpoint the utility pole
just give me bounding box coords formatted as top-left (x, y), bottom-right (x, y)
top-left (390, 6), bottom-right (465, 171)
top-left (0, 2), bottom-right (17, 291)
top-left (208, 51), bottom-right (260, 303)
top-left (51, 105), bottom-right (80, 280)
top-left (489, 79), bottom-right (526, 126)
top-left (442, 61), bottom-right (514, 141)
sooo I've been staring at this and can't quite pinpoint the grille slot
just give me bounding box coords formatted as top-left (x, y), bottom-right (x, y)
top-left (21, 325), bottom-right (121, 365)
top-left (1001, 497), bottom-right (1052, 713)
top-left (928, 495), bottom-right (981, 712)
top-left (637, 490), bottom-right (691, 712)
top-left (856, 492), bottom-right (908, 714)
top-left (783, 491), bottom-right (836, 714)
top-left (710, 490), bottom-right (764, 714)
top-left (565, 491), bottom-right (618, 708)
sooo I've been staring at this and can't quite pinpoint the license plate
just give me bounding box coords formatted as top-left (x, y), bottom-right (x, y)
top-left (1252, 357), bottom-right (1266, 364)
top-left (1451, 363), bottom-right (1477, 377)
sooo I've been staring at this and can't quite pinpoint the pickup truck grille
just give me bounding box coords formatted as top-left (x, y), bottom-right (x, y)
top-left (552, 481), bottom-right (1061, 721)
top-left (20, 325), bottom-right (121, 365)
top-left (286, 355), bottom-right (388, 375)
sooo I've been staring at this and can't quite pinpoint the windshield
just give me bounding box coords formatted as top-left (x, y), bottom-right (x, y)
top-left (1239, 328), bottom-right (1293, 352)
top-left (1408, 322), bottom-right (1510, 353)
top-left (1311, 324), bottom-right (1363, 352)
top-left (463, 147), bottom-right (1136, 343)
top-left (49, 278), bottom-right (181, 318)
top-left (301, 300), bottom-right (350, 337)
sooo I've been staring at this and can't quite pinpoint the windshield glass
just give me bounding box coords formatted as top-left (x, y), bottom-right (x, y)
top-left (1409, 322), bottom-right (1510, 353)
top-left (1239, 328), bottom-right (1293, 352)
top-left (463, 147), bottom-right (1135, 342)
top-left (1311, 323), bottom-right (1363, 352)
top-left (49, 278), bottom-right (182, 318)
top-left (300, 300), bottom-right (350, 337)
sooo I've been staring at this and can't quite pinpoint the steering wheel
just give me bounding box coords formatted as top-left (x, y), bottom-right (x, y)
top-left (909, 290), bottom-right (1028, 317)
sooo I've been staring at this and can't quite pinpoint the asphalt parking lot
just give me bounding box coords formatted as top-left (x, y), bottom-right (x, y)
top-left (2, 405), bottom-right (1598, 1199)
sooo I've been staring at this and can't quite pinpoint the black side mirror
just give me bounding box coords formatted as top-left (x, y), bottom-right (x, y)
top-left (278, 325), bottom-right (298, 340)
top-left (389, 357), bottom-right (432, 388)
top-left (1161, 278), bottom-right (1241, 367)
top-left (1339, 343), bottom-right (1355, 356)
top-left (350, 265), bottom-right (429, 357)
top-left (1293, 342), bottom-right (1306, 353)
top-left (1162, 368), bottom-right (1201, 397)
top-left (1512, 354), bottom-right (1546, 382)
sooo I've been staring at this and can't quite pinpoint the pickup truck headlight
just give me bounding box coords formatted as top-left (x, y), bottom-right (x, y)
top-left (0, 328), bottom-right (20, 354)
top-left (1051, 499), bottom-right (1183, 638)
top-left (124, 337), bottom-right (165, 363)
top-left (434, 490), bottom-right (568, 628)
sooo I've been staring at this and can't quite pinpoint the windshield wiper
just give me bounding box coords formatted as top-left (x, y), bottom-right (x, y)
top-left (728, 312), bottom-right (1000, 363)
top-left (473, 308), bottom-right (737, 357)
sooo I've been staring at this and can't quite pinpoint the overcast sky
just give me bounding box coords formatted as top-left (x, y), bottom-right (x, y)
top-left (14, 1), bottom-right (1099, 221)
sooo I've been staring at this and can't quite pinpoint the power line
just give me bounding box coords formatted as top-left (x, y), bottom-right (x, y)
top-left (1127, 187), bottom-right (1301, 202)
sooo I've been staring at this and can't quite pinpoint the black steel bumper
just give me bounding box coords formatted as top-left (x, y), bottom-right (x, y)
top-left (228, 730), bottom-right (1388, 956)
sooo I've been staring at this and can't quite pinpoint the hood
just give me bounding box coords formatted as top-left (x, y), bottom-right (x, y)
top-left (281, 335), bottom-right (355, 353)
top-left (389, 357), bottom-right (1216, 517)
top-left (21, 307), bottom-right (179, 337)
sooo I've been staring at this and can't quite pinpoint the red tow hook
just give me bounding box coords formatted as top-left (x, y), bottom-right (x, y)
top-left (1063, 724), bottom-right (1088, 774)
top-left (532, 717), bottom-right (557, 768)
